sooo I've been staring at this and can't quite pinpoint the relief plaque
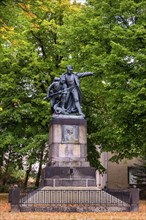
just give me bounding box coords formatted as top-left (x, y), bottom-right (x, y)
top-left (62, 125), bottom-right (79, 143)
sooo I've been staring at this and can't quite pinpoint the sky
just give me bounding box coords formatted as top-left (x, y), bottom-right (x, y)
top-left (70, 0), bottom-right (86, 4)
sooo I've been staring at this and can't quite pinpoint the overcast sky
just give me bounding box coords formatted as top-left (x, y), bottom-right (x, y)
top-left (71, 0), bottom-right (86, 4)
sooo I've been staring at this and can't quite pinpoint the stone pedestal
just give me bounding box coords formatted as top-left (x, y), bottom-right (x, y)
top-left (41, 114), bottom-right (96, 187)
top-left (16, 115), bottom-right (133, 212)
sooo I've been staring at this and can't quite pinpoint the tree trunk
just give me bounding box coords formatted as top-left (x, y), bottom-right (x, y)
top-left (35, 147), bottom-right (44, 188)
top-left (23, 163), bottom-right (32, 190)
top-left (2, 163), bottom-right (9, 186)
top-left (2, 153), bottom-right (10, 186)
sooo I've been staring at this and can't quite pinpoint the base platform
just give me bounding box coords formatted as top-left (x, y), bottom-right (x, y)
top-left (41, 166), bottom-right (96, 187)
top-left (19, 187), bottom-right (130, 212)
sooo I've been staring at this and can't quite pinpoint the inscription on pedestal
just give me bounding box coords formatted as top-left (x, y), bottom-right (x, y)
top-left (59, 144), bottom-right (80, 157)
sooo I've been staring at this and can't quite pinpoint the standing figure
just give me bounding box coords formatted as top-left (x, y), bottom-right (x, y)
top-left (61, 65), bottom-right (93, 116)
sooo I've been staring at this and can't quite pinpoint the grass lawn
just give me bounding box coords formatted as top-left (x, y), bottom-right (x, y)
top-left (0, 193), bottom-right (146, 220)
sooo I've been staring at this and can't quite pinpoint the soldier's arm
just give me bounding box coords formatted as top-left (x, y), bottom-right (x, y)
top-left (77, 72), bottom-right (94, 78)
top-left (46, 82), bottom-right (55, 98)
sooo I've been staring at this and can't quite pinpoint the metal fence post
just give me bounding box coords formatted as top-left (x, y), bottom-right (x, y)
top-left (9, 185), bottom-right (20, 212)
top-left (130, 188), bottom-right (139, 212)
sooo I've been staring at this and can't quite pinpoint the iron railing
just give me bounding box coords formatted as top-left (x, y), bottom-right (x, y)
top-left (9, 187), bottom-right (140, 212)
top-left (19, 189), bottom-right (131, 207)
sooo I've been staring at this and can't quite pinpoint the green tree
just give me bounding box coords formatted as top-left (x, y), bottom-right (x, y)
top-left (58, 0), bottom-right (146, 163)
top-left (0, 0), bottom-right (78, 187)
top-left (1, 0), bottom-right (146, 183)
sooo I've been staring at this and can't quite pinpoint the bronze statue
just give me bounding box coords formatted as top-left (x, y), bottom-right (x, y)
top-left (46, 77), bottom-right (67, 114)
top-left (46, 65), bottom-right (93, 116)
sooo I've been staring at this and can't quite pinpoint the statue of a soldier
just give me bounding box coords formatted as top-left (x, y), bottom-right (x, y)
top-left (46, 77), bottom-right (67, 114)
top-left (46, 65), bottom-right (93, 117)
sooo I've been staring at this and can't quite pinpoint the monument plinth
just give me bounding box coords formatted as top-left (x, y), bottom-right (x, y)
top-left (41, 114), bottom-right (96, 187)
top-left (49, 114), bottom-right (89, 167)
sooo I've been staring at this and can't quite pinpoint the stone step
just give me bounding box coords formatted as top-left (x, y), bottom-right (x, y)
top-left (42, 178), bottom-right (96, 187)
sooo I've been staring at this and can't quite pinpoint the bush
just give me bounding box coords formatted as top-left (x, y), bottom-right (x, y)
top-left (0, 184), bottom-right (9, 193)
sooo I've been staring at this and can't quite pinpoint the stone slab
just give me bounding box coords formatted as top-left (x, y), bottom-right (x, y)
top-left (42, 166), bottom-right (96, 179)
top-left (59, 144), bottom-right (80, 157)
top-left (49, 143), bottom-right (87, 164)
top-left (49, 161), bottom-right (90, 167)
top-left (43, 179), bottom-right (96, 187)
top-left (41, 166), bottom-right (96, 187)
top-left (50, 114), bottom-right (87, 126)
top-left (20, 205), bottom-right (130, 212)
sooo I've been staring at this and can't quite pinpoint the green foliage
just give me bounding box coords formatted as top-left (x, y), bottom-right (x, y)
top-left (58, 0), bottom-right (146, 163)
top-left (0, 0), bottom-right (76, 184)
top-left (1, 0), bottom-right (146, 180)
